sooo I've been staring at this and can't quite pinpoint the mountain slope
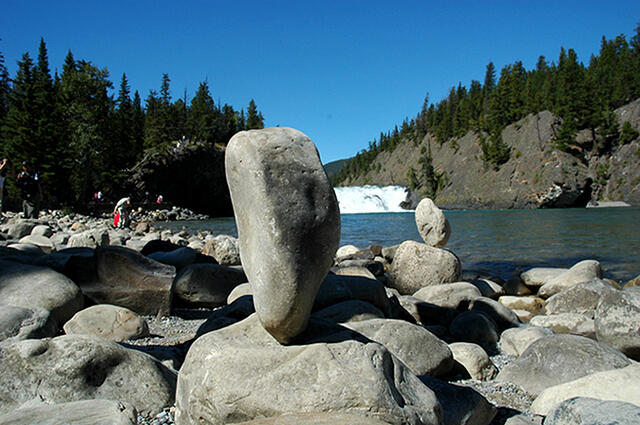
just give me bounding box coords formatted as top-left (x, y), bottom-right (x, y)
top-left (339, 99), bottom-right (640, 208)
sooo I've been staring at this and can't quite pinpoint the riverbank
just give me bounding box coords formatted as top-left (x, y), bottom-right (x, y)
top-left (0, 208), bottom-right (639, 424)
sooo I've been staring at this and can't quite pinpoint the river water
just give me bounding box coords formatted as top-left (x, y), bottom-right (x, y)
top-left (155, 207), bottom-right (640, 283)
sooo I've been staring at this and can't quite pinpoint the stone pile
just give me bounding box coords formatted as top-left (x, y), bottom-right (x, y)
top-left (0, 127), bottom-right (638, 425)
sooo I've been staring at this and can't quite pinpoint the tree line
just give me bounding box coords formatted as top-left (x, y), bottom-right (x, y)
top-left (0, 38), bottom-right (265, 208)
top-left (332, 23), bottom-right (640, 188)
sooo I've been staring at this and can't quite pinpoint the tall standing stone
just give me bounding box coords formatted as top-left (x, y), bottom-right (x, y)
top-left (225, 127), bottom-right (341, 343)
top-left (415, 198), bottom-right (450, 248)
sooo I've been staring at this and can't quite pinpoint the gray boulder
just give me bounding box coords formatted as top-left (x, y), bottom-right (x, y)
top-left (470, 296), bottom-right (521, 331)
top-left (545, 278), bottom-right (617, 316)
top-left (388, 241), bottom-right (460, 295)
top-left (0, 261), bottom-right (83, 325)
top-left (0, 334), bottom-right (176, 415)
top-left (413, 282), bottom-right (481, 309)
top-left (316, 273), bottom-right (393, 316)
top-left (225, 127), bottom-right (341, 343)
top-left (18, 234), bottom-right (54, 254)
top-left (176, 314), bottom-right (442, 425)
top-left (449, 342), bottom-right (497, 381)
top-left (232, 412), bottom-right (392, 425)
top-left (499, 325), bottom-right (553, 357)
top-left (346, 318), bottom-right (454, 378)
top-left (529, 313), bottom-right (595, 338)
top-left (531, 363), bottom-right (640, 416)
top-left (201, 234), bottom-right (241, 265)
top-left (174, 263), bottom-right (247, 308)
top-left (79, 246), bottom-right (176, 316)
top-left (419, 376), bottom-right (496, 425)
top-left (594, 288), bottom-right (640, 360)
top-left (414, 198), bottom-right (450, 248)
top-left (0, 399), bottom-right (137, 425)
top-left (449, 311), bottom-right (499, 348)
top-left (496, 334), bottom-right (630, 395)
top-left (0, 305), bottom-right (57, 343)
top-left (520, 267), bottom-right (567, 287)
top-left (469, 278), bottom-right (505, 299)
top-left (542, 397), bottom-right (640, 425)
top-left (7, 221), bottom-right (37, 239)
top-left (67, 228), bottom-right (110, 249)
top-left (30, 224), bottom-right (53, 237)
top-left (538, 260), bottom-right (602, 298)
top-left (63, 304), bottom-right (149, 342)
top-left (396, 295), bottom-right (457, 327)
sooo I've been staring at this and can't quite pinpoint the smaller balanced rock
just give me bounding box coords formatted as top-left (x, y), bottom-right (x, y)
top-left (415, 198), bottom-right (450, 247)
top-left (225, 127), bottom-right (341, 344)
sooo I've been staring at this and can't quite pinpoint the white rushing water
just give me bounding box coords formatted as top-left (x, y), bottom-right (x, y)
top-left (334, 185), bottom-right (411, 214)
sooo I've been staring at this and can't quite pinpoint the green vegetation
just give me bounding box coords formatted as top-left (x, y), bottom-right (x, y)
top-left (0, 38), bottom-right (264, 208)
top-left (620, 121), bottom-right (639, 144)
top-left (332, 22), bottom-right (640, 186)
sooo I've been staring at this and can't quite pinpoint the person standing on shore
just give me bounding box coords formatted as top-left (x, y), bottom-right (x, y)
top-left (16, 161), bottom-right (42, 219)
top-left (113, 197), bottom-right (132, 228)
top-left (0, 158), bottom-right (14, 214)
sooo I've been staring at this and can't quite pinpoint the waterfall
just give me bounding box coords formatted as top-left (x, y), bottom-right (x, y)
top-left (334, 185), bottom-right (412, 214)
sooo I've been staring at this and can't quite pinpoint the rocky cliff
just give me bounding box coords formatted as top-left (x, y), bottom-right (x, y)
top-left (341, 99), bottom-right (640, 208)
top-left (126, 141), bottom-right (233, 217)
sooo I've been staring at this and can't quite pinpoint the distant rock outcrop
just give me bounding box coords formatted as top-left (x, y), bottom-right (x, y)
top-left (340, 99), bottom-right (640, 208)
top-left (126, 141), bottom-right (233, 217)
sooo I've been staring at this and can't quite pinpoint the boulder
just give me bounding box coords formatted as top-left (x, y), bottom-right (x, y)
top-left (544, 278), bottom-right (617, 316)
top-left (346, 318), bottom-right (454, 378)
top-left (7, 221), bottom-right (37, 239)
top-left (0, 334), bottom-right (176, 415)
top-left (449, 342), bottom-right (497, 381)
top-left (201, 234), bottom-right (241, 265)
top-left (316, 273), bottom-right (393, 316)
top-left (225, 127), bottom-right (341, 343)
top-left (413, 282), bottom-right (480, 310)
top-left (542, 397), bottom-right (640, 425)
top-left (174, 263), bottom-right (247, 308)
top-left (63, 304), bottom-right (149, 342)
top-left (388, 241), bottom-right (460, 295)
top-left (419, 376), bottom-right (496, 425)
top-left (496, 334), bottom-right (630, 395)
top-left (67, 228), bottom-right (110, 249)
top-left (0, 305), bottom-right (57, 343)
top-left (147, 246), bottom-right (197, 270)
top-left (594, 288), bottom-right (640, 360)
top-left (234, 412), bottom-right (392, 425)
top-left (469, 278), bottom-right (504, 299)
top-left (30, 224), bottom-right (53, 237)
top-left (498, 296), bottom-right (545, 316)
top-left (538, 260), bottom-right (602, 298)
top-left (414, 198), bottom-right (450, 248)
top-left (502, 276), bottom-right (532, 296)
top-left (176, 314), bottom-right (442, 425)
top-left (335, 244), bottom-right (360, 259)
top-left (18, 234), bottom-right (54, 254)
top-left (520, 267), bottom-right (568, 287)
top-left (529, 313), bottom-right (595, 338)
top-left (498, 325), bottom-right (553, 357)
top-left (530, 364), bottom-right (640, 416)
top-left (470, 296), bottom-right (521, 331)
top-left (312, 300), bottom-right (385, 323)
top-left (449, 311), bottom-right (499, 348)
top-left (0, 261), bottom-right (83, 325)
top-left (0, 399), bottom-right (137, 425)
top-left (396, 295), bottom-right (457, 327)
top-left (79, 246), bottom-right (176, 316)
top-left (195, 296), bottom-right (256, 338)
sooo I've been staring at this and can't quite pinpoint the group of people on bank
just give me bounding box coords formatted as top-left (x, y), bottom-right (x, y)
top-left (0, 158), bottom-right (42, 219)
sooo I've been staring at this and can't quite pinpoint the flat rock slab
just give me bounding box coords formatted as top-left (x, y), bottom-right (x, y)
top-left (176, 314), bottom-right (442, 425)
top-left (225, 127), bottom-right (341, 343)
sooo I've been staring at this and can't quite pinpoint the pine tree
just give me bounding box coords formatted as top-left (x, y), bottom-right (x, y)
top-left (187, 81), bottom-right (216, 143)
top-left (0, 42), bottom-right (10, 132)
top-left (245, 99), bottom-right (264, 130)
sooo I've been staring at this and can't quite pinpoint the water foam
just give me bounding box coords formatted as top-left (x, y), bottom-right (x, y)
top-left (334, 185), bottom-right (411, 214)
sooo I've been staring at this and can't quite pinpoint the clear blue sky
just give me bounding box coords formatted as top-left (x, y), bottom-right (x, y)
top-left (2, 1), bottom-right (639, 163)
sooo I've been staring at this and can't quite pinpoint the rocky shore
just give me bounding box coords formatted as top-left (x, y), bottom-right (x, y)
top-left (1, 128), bottom-right (639, 425)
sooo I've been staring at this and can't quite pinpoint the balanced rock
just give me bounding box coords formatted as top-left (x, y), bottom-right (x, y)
top-left (176, 314), bottom-right (442, 425)
top-left (0, 334), bottom-right (176, 415)
top-left (63, 304), bottom-right (149, 342)
top-left (415, 198), bottom-right (450, 248)
top-left (496, 334), bottom-right (630, 395)
top-left (225, 127), bottom-right (341, 343)
top-left (388, 241), bottom-right (461, 295)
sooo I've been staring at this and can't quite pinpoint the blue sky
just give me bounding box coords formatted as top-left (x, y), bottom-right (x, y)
top-left (2, 1), bottom-right (639, 163)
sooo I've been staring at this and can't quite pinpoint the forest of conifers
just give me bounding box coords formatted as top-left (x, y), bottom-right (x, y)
top-left (332, 24), bottom-right (640, 187)
top-left (0, 39), bottom-right (264, 207)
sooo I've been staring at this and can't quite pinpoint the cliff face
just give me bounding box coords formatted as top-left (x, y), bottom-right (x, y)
top-left (126, 142), bottom-right (233, 217)
top-left (342, 99), bottom-right (640, 208)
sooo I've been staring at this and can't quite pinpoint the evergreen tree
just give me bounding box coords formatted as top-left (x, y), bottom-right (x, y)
top-left (187, 80), bottom-right (216, 143)
top-left (245, 99), bottom-right (264, 129)
top-left (0, 42), bottom-right (10, 132)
